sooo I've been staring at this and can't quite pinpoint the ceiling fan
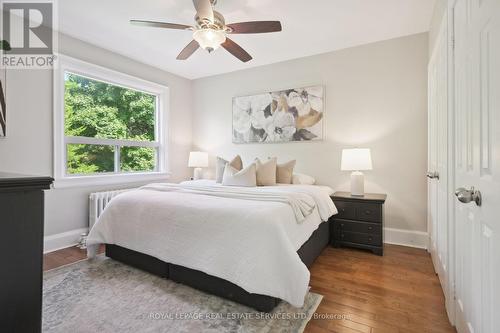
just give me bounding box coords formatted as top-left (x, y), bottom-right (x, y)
top-left (130, 0), bottom-right (282, 63)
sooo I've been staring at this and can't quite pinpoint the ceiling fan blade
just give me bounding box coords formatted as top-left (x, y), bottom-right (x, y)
top-left (177, 40), bottom-right (200, 60)
top-left (192, 0), bottom-right (214, 23)
top-left (227, 21), bottom-right (282, 34)
top-left (130, 19), bottom-right (192, 30)
top-left (222, 37), bottom-right (252, 63)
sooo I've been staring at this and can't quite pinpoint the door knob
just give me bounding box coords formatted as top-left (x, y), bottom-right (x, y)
top-left (427, 171), bottom-right (440, 180)
top-left (455, 187), bottom-right (482, 206)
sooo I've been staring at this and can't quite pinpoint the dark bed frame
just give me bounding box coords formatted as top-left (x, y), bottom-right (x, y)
top-left (105, 220), bottom-right (330, 312)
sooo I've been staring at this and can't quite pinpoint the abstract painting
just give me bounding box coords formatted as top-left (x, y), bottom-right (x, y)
top-left (0, 69), bottom-right (5, 137)
top-left (232, 85), bottom-right (324, 143)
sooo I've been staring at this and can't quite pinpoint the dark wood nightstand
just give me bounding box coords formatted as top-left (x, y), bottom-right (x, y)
top-left (330, 191), bottom-right (387, 256)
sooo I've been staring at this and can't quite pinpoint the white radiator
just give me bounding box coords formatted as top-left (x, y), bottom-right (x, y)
top-left (88, 188), bottom-right (134, 231)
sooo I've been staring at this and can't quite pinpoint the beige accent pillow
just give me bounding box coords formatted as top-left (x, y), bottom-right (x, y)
top-left (255, 157), bottom-right (277, 186)
top-left (222, 163), bottom-right (257, 187)
top-left (215, 155), bottom-right (243, 183)
top-left (276, 160), bottom-right (296, 184)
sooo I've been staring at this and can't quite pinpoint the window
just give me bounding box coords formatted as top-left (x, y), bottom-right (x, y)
top-left (54, 55), bottom-right (169, 187)
top-left (64, 72), bottom-right (158, 175)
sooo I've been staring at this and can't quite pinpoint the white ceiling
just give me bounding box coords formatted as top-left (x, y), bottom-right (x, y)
top-left (59, 0), bottom-right (436, 80)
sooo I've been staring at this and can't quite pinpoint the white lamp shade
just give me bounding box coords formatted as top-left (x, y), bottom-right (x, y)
top-left (188, 152), bottom-right (208, 168)
top-left (341, 148), bottom-right (373, 171)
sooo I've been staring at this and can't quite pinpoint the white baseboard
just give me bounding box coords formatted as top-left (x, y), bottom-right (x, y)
top-left (44, 228), bottom-right (88, 254)
top-left (384, 227), bottom-right (428, 249)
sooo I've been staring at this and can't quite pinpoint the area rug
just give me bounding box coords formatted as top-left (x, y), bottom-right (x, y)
top-left (43, 256), bottom-right (322, 333)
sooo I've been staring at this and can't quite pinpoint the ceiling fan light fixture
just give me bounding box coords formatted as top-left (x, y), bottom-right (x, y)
top-left (131, 1), bottom-right (282, 62)
top-left (193, 28), bottom-right (226, 52)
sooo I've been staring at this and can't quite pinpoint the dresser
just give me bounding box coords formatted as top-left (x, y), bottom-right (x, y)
top-left (330, 191), bottom-right (386, 256)
top-left (0, 173), bottom-right (53, 333)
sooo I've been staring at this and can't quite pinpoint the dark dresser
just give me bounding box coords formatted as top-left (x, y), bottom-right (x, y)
top-left (0, 173), bottom-right (53, 333)
top-left (330, 191), bottom-right (387, 256)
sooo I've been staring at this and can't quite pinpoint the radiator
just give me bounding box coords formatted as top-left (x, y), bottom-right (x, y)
top-left (88, 188), bottom-right (134, 231)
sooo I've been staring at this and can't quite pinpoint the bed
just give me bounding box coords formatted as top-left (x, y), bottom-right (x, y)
top-left (86, 180), bottom-right (337, 311)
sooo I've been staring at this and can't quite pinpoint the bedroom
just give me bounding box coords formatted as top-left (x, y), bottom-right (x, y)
top-left (0, 0), bottom-right (498, 332)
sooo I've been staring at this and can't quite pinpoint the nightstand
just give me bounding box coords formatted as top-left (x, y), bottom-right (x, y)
top-left (330, 191), bottom-right (387, 256)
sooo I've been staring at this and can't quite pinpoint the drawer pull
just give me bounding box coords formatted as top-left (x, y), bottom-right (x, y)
top-left (340, 223), bottom-right (345, 227)
top-left (340, 208), bottom-right (346, 212)
top-left (368, 226), bottom-right (373, 231)
top-left (365, 210), bottom-right (372, 215)
top-left (341, 234), bottom-right (345, 239)
top-left (368, 237), bottom-right (373, 241)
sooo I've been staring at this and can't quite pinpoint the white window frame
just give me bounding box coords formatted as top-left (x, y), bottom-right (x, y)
top-left (53, 54), bottom-right (170, 188)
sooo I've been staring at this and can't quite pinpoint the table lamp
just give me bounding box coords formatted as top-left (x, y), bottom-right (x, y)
top-left (188, 151), bottom-right (208, 180)
top-left (341, 148), bottom-right (373, 196)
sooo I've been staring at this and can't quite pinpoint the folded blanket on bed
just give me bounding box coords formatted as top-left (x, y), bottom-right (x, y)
top-left (141, 183), bottom-right (316, 223)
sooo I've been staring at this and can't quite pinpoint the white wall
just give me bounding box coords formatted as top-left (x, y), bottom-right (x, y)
top-left (0, 31), bottom-right (430, 249)
top-left (192, 33), bottom-right (429, 238)
top-left (0, 33), bottom-right (193, 250)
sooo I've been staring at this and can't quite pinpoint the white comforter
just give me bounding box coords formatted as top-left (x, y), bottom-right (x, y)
top-left (86, 180), bottom-right (337, 307)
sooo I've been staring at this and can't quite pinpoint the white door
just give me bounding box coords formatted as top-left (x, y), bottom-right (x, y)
top-left (428, 13), bottom-right (452, 320)
top-left (453, 0), bottom-right (500, 332)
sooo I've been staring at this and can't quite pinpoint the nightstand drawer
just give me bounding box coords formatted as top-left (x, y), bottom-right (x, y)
top-left (355, 203), bottom-right (382, 223)
top-left (334, 201), bottom-right (356, 220)
top-left (337, 219), bottom-right (381, 235)
top-left (340, 231), bottom-right (382, 246)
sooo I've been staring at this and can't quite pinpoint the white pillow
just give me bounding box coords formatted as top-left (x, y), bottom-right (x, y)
top-left (292, 173), bottom-right (316, 185)
top-left (222, 163), bottom-right (257, 187)
top-left (215, 155), bottom-right (243, 183)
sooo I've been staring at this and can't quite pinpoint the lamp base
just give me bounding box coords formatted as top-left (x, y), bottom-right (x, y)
top-left (350, 171), bottom-right (365, 196)
top-left (193, 168), bottom-right (203, 180)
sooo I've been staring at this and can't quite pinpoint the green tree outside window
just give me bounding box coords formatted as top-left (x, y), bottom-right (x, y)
top-left (64, 73), bottom-right (157, 174)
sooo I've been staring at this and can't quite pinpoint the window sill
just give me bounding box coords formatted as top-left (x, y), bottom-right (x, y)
top-left (52, 172), bottom-right (171, 189)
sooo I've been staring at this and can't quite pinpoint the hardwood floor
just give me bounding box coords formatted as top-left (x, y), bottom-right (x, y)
top-left (306, 246), bottom-right (455, 333)
top-left (43, 244), bottom-right (455, 333)
top-left (43, 245), bottom-right (104, 271)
